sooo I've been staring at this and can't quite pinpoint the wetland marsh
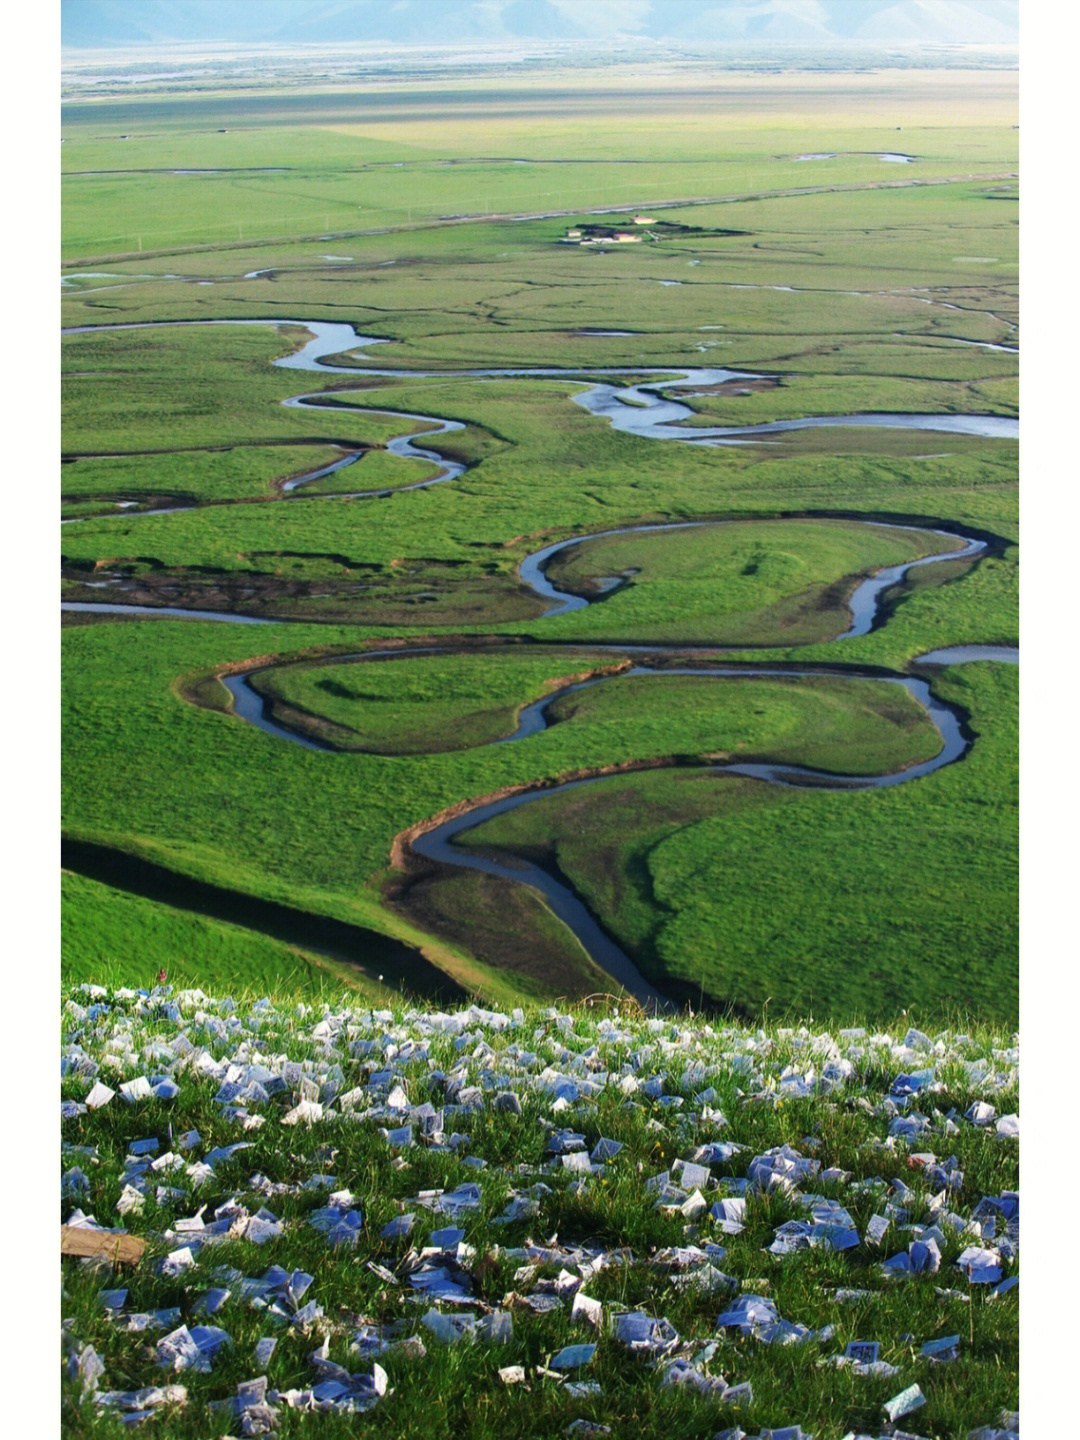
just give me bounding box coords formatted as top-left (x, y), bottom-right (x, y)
top-left (62, 61), bottom-right (1017, 1024)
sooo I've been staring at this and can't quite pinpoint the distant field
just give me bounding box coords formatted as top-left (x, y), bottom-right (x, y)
top-left (61, 63), bottom-right (1017, 1023)
top-left (62, 68), bottom-right (1016, 258)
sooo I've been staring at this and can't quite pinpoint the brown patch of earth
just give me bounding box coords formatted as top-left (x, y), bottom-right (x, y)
top-left (381, 864), bottom-right (610, 1001)
top-left (60, 565), bottom-right (549, 626)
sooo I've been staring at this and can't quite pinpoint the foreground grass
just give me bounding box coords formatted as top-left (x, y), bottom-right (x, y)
top-left (61, 983), bottom-right (1017, 1439)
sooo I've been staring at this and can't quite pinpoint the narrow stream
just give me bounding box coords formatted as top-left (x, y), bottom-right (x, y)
top-left (61, 318), bottom-right (1018, 1004)
top-left (63, 317), bottom-right (1018, 507)
top-left (406, 667), bottom-right (961, 1008)
top-left (219, 631), bottom-right (1016, 1007)
top-left (518, 517), bottom-right (983, 627)
top-left (61, 514), bottom-right (985, 628)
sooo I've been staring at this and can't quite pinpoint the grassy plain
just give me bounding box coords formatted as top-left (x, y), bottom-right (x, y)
top-left (62, 68), bottom-right (1016, 257)
top-left (245, 648), bottom-right (940, 759)
top-left (61, 63), bottom-right (1017, 1024)
top-left (460, 663), bottom-right (1017, 1022)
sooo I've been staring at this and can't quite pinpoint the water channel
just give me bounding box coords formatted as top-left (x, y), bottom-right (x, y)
top-left (61, 319), bottom-right (1018, 1003)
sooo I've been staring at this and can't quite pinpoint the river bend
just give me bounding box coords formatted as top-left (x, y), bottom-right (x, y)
top-left (62, 318), bottom-right (1018, 1004)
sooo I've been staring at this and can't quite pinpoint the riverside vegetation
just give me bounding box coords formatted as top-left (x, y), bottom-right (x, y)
top-left (62, 62), bottom-right (1018, 1026)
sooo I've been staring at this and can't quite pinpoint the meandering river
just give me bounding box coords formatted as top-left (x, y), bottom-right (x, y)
top-left (61, 318), bottom-right (1018, 1003)
top-left (62, 318), bottom-right (1017, 517)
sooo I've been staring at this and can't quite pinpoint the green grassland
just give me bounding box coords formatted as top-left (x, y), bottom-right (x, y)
top-left (60, 203), bottom-right (1017, 380)
top-left (245, 648), bottom-right (939, 760)
top-left (61, 325), bottom-right (430, 450)
top-left (61, 443), bottom-right (351, 515)
top-left (60, 870), bottom-right (393, 1002)
top-left (67, 623), bottom-right (947, 906)
top-left (61, 347), bottom-right (1016, 633)
top-left (540, 519), bottom-right (954, 646)
top-left (246, 648), bottom-right (630, 753)
top-left (62, 68), bottom-right (1016, 257)
top-left (61, 605), bottom-right (1013, 1020)
top-left (61, 65), bottom-right (1017, 1024)
top-left (458, 663), bottom-right (1017, 1022)
top-left (542, 671), bottom-right (941, 773)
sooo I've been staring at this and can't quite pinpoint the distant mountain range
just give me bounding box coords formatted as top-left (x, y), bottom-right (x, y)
top-left (61, 1), bottom-right (1019, 51)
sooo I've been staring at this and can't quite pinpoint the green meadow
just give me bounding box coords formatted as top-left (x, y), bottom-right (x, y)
top-left (244, 648), bottom-right (940, 761)
top-left (461, 663), bottom-right (1017, 1021)
top-left (62, 64), bottom-right (1017, 1024)
top-left (538, 520), bottom-right (954, 646)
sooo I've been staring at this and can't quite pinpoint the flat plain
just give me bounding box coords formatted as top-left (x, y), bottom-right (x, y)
top-left (62, 62), bottom-right (1018, 1024)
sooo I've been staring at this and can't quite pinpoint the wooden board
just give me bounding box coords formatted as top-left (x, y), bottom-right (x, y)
top-left (61, 1225), bottom-right (146, 1265)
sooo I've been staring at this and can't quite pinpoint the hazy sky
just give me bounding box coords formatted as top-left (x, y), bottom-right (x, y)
top-left (61, 1), bottom-right (1020, 49)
